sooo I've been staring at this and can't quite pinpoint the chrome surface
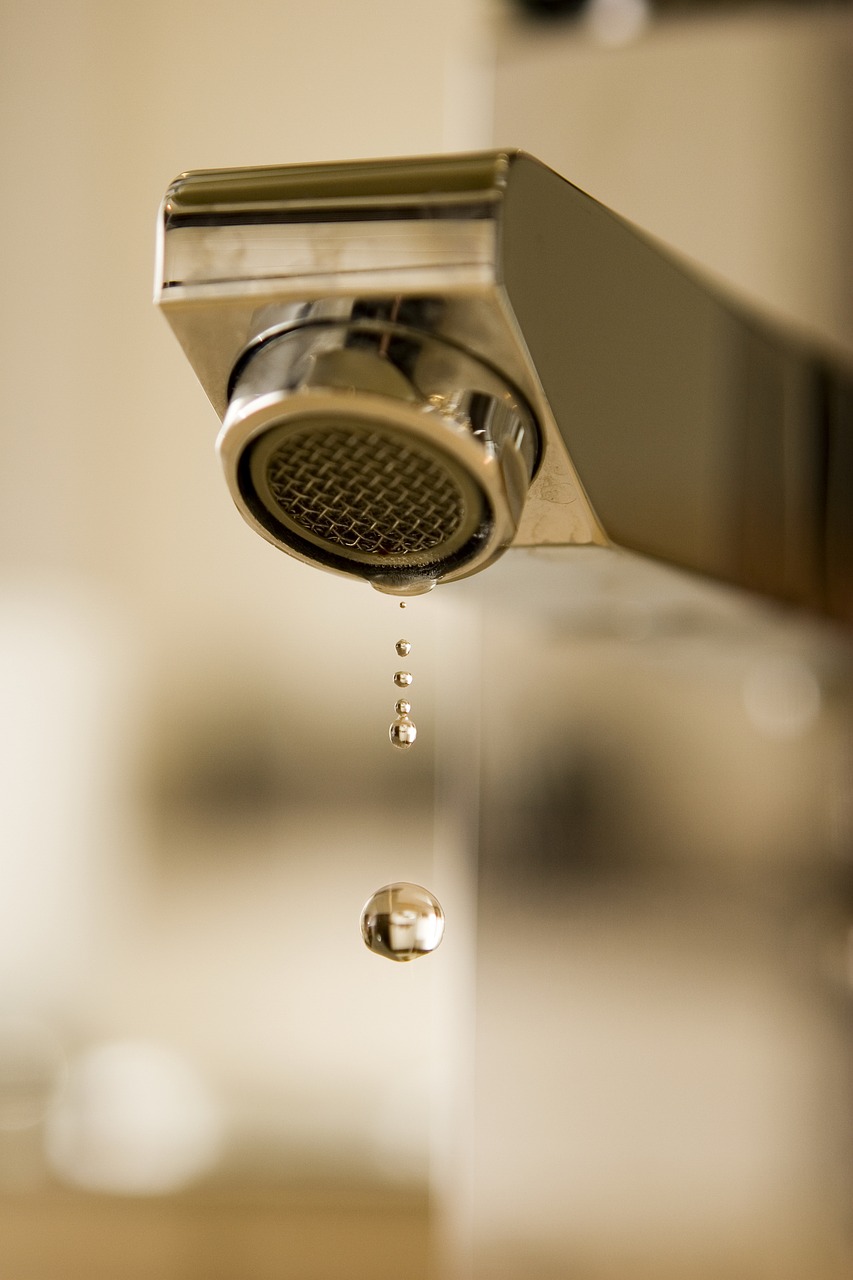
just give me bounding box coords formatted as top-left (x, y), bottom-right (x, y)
top-left (219, 322), bottom-right (538, 591)
top-left (156, 151), bottom-right (852, 618)
top-left (155, 152), bottom-right (606, 591)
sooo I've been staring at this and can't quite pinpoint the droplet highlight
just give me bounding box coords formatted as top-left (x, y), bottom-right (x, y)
top-left (360, 883), bottom-right (445, 962)
top-left (395, 639), bottom-right (412, 657)
top-left (393, 671), bottom-right (413, 688)
top-left (389, 716), bottom-right (417, 749)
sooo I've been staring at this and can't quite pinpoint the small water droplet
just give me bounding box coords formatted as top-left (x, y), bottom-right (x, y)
top-left (394, 699), bottom-right (411, 716)
top-left (394, 671), bottom-right (413, 687)
top-left (360, 883), bottom-right (444, 962)
top-left (389, 716), bottom-right (417, 749)
top-left (395, 639), bottom-right (411, 657)
top-left (399, 602), bottom-right (407, 609)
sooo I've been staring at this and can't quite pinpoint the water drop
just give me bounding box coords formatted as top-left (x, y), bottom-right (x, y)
top-left (360, 883), bottom-right (444, 962)
top-left (394, 671), bottom-right (413, 688)
top-left (394, 699), bottom-right (411, 716)
top-left (389, 716), bottom-right (417, 749)
top-left (395, 639), bottom-right (412, 657)
top-left (399, 602), bottom-right (407, 609)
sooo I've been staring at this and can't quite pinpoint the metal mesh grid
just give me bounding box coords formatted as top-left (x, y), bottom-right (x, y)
top-left (262, 423), bottom-right (467, 557)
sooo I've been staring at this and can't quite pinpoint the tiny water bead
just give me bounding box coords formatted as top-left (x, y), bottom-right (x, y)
top-left (395, 639), bottom-right (412, 657)
top-left (389, 716), bottom-right (417, 749)
top-left (399, 602), bottom-right (406, 609)
top-left (360, 883), bottom-right (445, 962)
top-left (393, 671), bottom-right (413, 688)
top-left (394, 699), bottom-right (411, 716)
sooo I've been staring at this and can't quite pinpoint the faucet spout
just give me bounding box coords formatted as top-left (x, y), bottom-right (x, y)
top-left (156, 151), bottom-right (852, 621)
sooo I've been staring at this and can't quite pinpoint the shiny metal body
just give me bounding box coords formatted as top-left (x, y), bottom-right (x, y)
top-left (221, 321), bottom-right (537, 593)
top-left (156, 153), bottom-right (605, 593)
top-left (157, 151), bottom-right (852, 617)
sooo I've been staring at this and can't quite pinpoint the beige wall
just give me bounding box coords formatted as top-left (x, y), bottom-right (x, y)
top-left (0, 0), bottom-right (490, 1217)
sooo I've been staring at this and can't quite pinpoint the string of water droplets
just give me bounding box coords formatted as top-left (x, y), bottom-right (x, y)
top-left (360, 602), bottom-right (445, 962)
top-left (389, 630), bottom-right (416, 748)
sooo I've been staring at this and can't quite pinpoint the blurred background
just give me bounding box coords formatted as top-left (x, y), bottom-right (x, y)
top-left (0, 1), bottom-right (852, 1277)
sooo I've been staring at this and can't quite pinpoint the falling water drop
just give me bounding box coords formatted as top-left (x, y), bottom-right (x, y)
top-left (360, 883), bottom-right (444, 961)
top-left (394, 699), bottom-right (411, 716)
top-left (389, 716), bottom-right (417, 749)
top-left (399, 602), bottom-right (407, 609)
top-left (393, 671), bottom-right (413, 688)
top-left (395, 639), bottom-right (412, 657)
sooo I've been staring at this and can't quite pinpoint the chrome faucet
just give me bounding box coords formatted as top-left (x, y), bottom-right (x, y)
top-left (156, 151), bottom-right (852, 618)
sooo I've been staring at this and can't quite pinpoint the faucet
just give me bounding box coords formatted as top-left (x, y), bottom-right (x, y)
top-left (156, 151), bottom-right (852, 619)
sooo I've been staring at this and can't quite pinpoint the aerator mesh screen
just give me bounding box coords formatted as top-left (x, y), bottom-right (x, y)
top-left (261, 421), bottom-right (466, 557)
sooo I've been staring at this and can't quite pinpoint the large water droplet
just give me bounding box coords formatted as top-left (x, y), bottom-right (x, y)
top-left (360, 883), bottom-right (444, 962)
top-left (395, 639), bottom-right (412, 657)
top-left (389, 716), bottom-right (417, 749)
top-left (393, 671), bottom-right (413, 688)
